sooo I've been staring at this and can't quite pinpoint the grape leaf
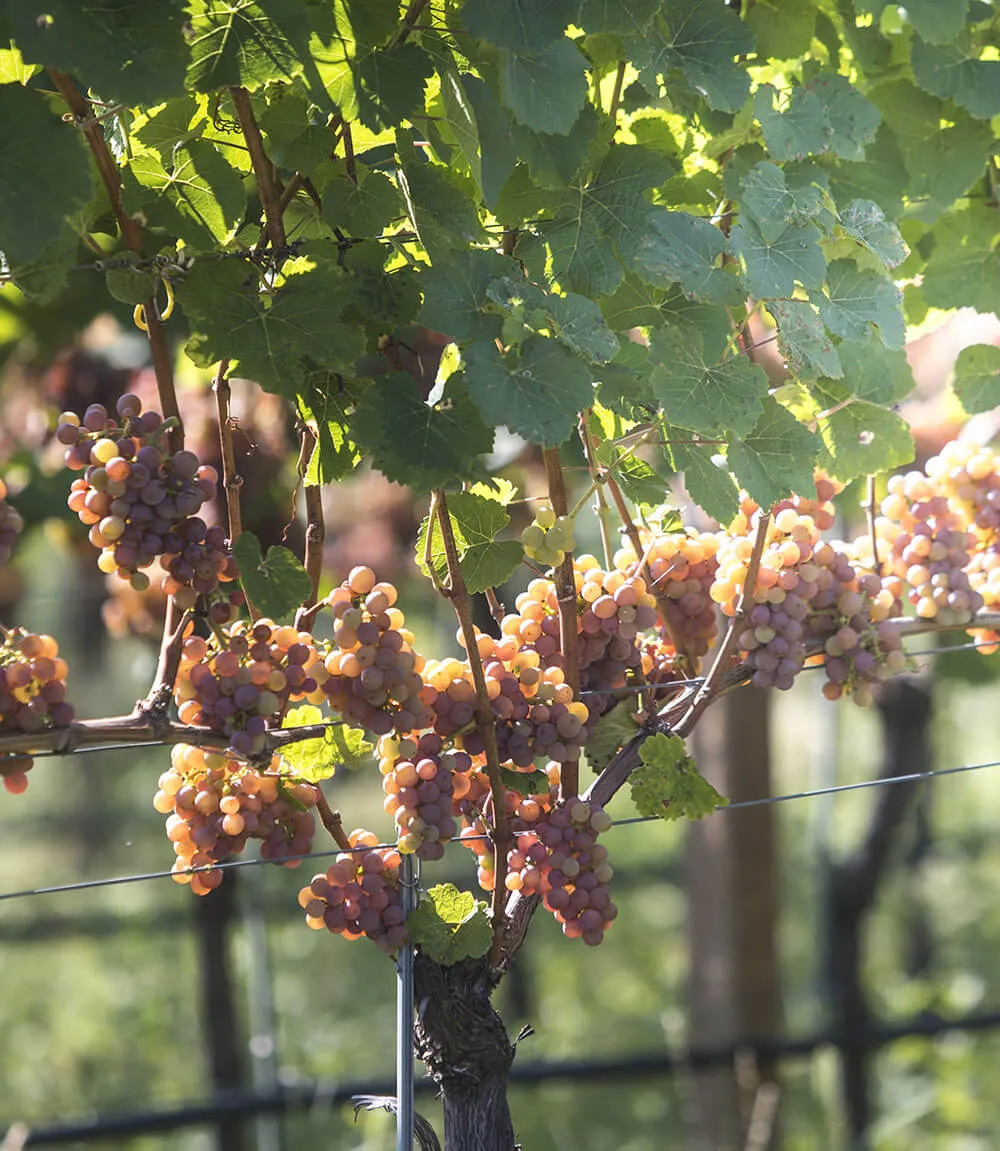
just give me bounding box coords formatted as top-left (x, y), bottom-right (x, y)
top-left (6, 223), bottom-right (79, 304)
top-left (837, 335), bottom-right (915, 404)
top-left (135, 96), bottom-right (202, 158)
top-left (398, 134), bottom-right (483, 256)
top-left (0, 85), bottom-right (91, 265)
top-left (767, 299), bottom-right (843, 380)
top-left (541, 207), bottom-right (623, 297)
top-left (418, 250), bottom-right (514, 342)
top-left (812, 380), bottom-right (915, 481)
top-left (911, 36), bottom-right (1000, 120)
top-left (486, 276), bottom-right (619, 363)
top-left (233, 531), bottom-right (312, 622)
top-left (460, 74), bottom-right (518, 210)
top-left (356, 42), bottom-right (434, 131)
top-left (350, 374), bottom-right (493, 494)
top-left (464, 336), bottom-right (595, 447)
top-left (666, 431), bottom-right (740, 525)
top-left (498, 38), bottom-right (588, 135)
top-left (462, 0), bottom-right (581, 51)
top-left (953, 344), bottom-right (1000, 414)
top-left (839, 199), bottom-right (908, 268)
top-left (730, 216), bottom-right (826, 299)
top-left (584, 146), bottom-right (678, 248)
top-left (258, 93), bottom-right (332, 174)
top-left (632, 210), bottom-right (744, 305)
top-left (501, 768), bottom-right (550, 795)
top-left (416, 492), bottom-right (523, 594)
top-left (738, 161), bottom-right (823, 243)
top-left (584, 700), bottom-right (640, 773)
top-left (922, 204), bottom-right (1000, 314)
top-left (810, 258), bottom-right (904, 349)
top-left (297, 377), bottom-right (360, 483)
top-left (628, 0), bottom-right (754, 113)
top-left (631, 732), bottom-right (728, 821)
top-left (105, 257), bottom-right (158, 306)
top-left (649, 325), bottom-right (768, 438)
top-left (0, 43), bottom-right (41, 84)
top-left (887, 0), bottom-right (970, 43)
top-left (746, 0), bottom-right (816, 60)
top-left (406, 883), bottom-right (491, 965)
top-left (130, 140), bottom-right (246, 251)
top-left (322, 171), bottom-right (401, 236)
top-left (597, 275), bottom-right (668, 330)
top-left (508, 104), bottom-right (600, 189)
top-left (186, 0), bottom-right (311, 91)
top-left (726, 396), bottom-right (820, 509)
top-left (278, 705), bottom-right (374, 782)
top-left (754, 84), bottom-right (828, 161)
top-left (6, 0), bottom-right (188, 106)
top-left (805, 71), bottom-right (881, 161)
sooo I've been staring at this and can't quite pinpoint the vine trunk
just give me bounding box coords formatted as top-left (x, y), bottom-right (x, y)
top-left (414, 954), bottom-right (517, 1151)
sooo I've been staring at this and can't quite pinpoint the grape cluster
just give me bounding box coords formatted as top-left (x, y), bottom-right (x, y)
top-left (321, 567), bottom-right (433, 737)
top-left (156, 743), bottom-right (319, 894)
top-left (876, 471), bottom-right (983, 626)
top-left (458, 771), bottom-right (558, 892)
top-left (520, 503), bottom-right (575, 569)
top-left (0, 630), bottom-right (74, 793)
top-left (378, 733), bottom-right (459, 861)
top-left (0, 478), bottom-right (23, 567)
top-left (174, 620), bottom-right (328, 755)
top-left (58, 396), bottom-right (235, 608)
top-left (508, 798), bottom-right (617, 946)
top-left (297, 830), bottom-right (408, 952)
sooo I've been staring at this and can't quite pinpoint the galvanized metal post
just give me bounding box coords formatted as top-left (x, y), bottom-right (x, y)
top-left (396, 853), bottom-right (417, 1151)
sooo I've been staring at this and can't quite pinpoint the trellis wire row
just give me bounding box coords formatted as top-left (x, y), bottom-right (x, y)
top-left (1, 756), bottom-right (998, 905)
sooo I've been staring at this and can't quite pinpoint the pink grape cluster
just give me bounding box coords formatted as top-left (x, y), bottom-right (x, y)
top-left (297, 831), bottom-right (408, 952)
top-left (875, 470), bottom-right (984, 626)
top-left (0, 630), bottom-right (74, 794)
top-left (509, 798), bottom-right (617, 946)
top-left (320, 567), bottom-right (433, 737)
top-left (174, 620), bottom-right (328, 755)
top-left (378, 733), bottom-right (459, 861)
top-left (0, 478), bottom-right (23, 567)
top-left (458, 772), bottom-right (559, 892)
top-left (155, 743), bottom-right (320, 893)
top-left (58, 395), bottom-right (236, 608)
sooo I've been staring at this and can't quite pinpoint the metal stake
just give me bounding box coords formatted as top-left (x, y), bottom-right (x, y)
top-left (396, 853), bottom-right (417, 1151)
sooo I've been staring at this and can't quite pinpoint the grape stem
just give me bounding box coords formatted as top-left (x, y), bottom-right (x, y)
top-left (864, 474), bottom-right (882, 576)
top-left (314, 786), bottom-right (353, 850)
top-left (542, 449), bottom-right (581, 801)
top-left (295, 426), bottom-right (326, 631)
top-left (421, 491), bottom-right (448, 597)
top-left (674, 510), bottom-right (772, 739)
top-left (213, 359), bottom-right (243, 545)
top-left (47, 69), bottom-right (182, 452)
top-left (578, 413), bottom-right (615, 569)
top-left (434, 490), bottom-right (512, 966)
top-left (138, 606), bottom-right (193, 724)
top-left (230, 86), bottom-right (287, 253)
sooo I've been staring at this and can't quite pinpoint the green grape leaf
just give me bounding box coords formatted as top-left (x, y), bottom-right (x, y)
top-left (0, 44), bottom-right (41, 84)
top-left (812, 380), bottom-right (915, 481)
top-left (649, 325), bottom-right (768, 438)
top-left (462, 0), bottom-right (581, 51)
top-left (738, 161), bottom-right (823, 243)
top-left (547, 294), bottom-right (620, 363)
top-left (746, 0), bottom-right (816, 60)
top-left (186, 0), bottom-right (310, 91)
top-left (416, 491), bottom-right (523, 594)
top-left (258, 94), bottom-right (332, 173)
top-left (667, 432), bottom-right (740, 525)
top-left (418, 250), bottom-right (515, 342)
top-left (406, 884), bottom-right (491, 965)
top-left (181, 261), bottom-right (363, 393)
top-left (350, 374), bottom-right (493, 494)
top-left (810, 258), bottom-right (904, 349)
top-left (584, 700), bottom-right (640, 774)
top-left (922, 205), bottom-right (1000, 314)
top-left (129, 140), bottom-right (246, 251)
top-left (356, 42), bottom-right (434, 131)
top-left (104, 258), bottom-right (158, 305)
top-left (233, 532), bottom-right (312, 622)
top-left (498, 38), bottom-right (588, 135)
top-left (837, 334), bottom-right (915, 404)
top-left (500, 768), bottom-right (551, 795)
top-left (585, 146), bottom-right (678, 248)
top-left (633, 209), bottom-right (743, 304)
top-left (726, 396), bottom-right (820, 509)
top-left (6, 0), bottom-right (187, 106)
top-left (278, 705), bottom-right (374, 782)
top-left (460, 74), bottom-right (518, 210)
top-left (464, 336), bottom-right (595, 447)
top-left (767, 299), bottom-right (842, 380)
top-left (322, 171), bottom-right (401, 236)
top-left (135, 96), bottom-right (202, 158)
top-left (628, 0), bottom-right (754, 113)
top-left (953, 344), bottom-right (1000, 414)
top-left (596, 441), bottom-right (668, 505)
top-left (893, 0), bottom-right (970, 43)
top-left (839, 199), bottom-right (908, 268)
top-left (806, 71), bottom-right (881, 161)
top-left (398, 135), bottom-right (483, 256)
top-left (6, 223), bottom-right (79, 304)
top-left (509, 104), bottom-right (600, 190)
top-left (440, 67), bottom-right (482, 193)
top-left (0, 85), bottom-right (91, 265)
top-left (541, 207), bottom-right (623, 297)
top-left (754, 84), bottom-right (827, 160)
top-left (297, 377), bottom-right (361, 483)
top-left (730, 216), bottom-right (826, 299)
top-left (597, 275), bottom-right (668, 330)
top-left (631, 732), bottom-right (727, 821)
top-left (911, 36), bottom-right (1000, 120)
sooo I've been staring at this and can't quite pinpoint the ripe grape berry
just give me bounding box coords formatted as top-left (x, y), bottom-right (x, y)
top-left (378, 735), bottom-right (459, 861)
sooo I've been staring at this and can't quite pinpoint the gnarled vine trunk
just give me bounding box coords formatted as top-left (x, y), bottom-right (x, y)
top-left (414, 954), bottom-right (516, 1151)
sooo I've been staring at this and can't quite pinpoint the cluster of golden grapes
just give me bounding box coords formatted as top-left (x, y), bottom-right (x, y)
top-left (0, 630), bottom-right (74, 794)
top-left (520, 502), bottom-right (575, 568)
top-left (156, 743), bottom-right (320, 893)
